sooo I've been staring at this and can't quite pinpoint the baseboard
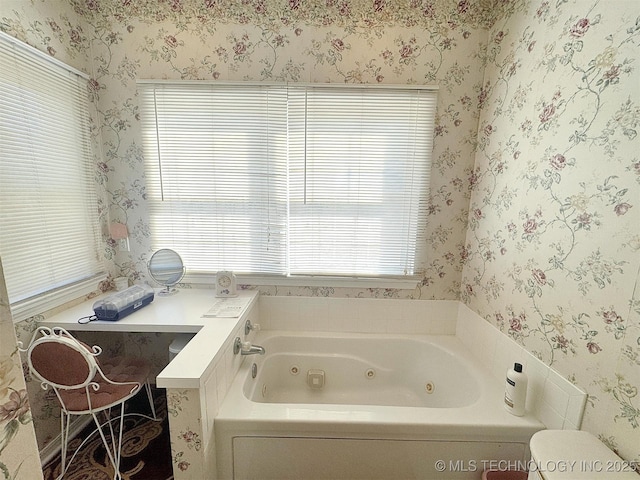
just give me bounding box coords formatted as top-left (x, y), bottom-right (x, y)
top-left (39, 415), bottom-right (93, 466)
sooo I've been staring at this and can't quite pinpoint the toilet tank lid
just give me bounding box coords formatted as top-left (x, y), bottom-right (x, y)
top-left (529, 430), bottom-right (638, 479)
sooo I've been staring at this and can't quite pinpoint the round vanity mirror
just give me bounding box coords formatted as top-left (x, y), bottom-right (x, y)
top-left (148, 248), bottom-right (185, 295)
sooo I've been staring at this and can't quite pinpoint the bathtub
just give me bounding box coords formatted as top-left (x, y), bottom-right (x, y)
top-left (215, 331), bottom-right (544, 480)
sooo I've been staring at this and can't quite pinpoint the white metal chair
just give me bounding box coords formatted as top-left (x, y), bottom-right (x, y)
top-left (21, 326), bottom-right (157, 479)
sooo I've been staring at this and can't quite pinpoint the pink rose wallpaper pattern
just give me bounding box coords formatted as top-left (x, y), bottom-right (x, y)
top-left (1, 0), bottom-right (638, 475)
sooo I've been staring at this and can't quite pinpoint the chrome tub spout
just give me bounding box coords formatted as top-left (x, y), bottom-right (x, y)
top-left (234, 337), bottom-right (266, 356)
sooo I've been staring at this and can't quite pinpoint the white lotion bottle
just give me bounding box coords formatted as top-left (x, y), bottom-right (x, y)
top-left (504, 362), bottom-right (528, 416)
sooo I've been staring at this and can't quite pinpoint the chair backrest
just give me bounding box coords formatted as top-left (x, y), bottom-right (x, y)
top-left (24, 327), bottom-right (100, 391)
top-left (22, 327), bottom-right (146, 415)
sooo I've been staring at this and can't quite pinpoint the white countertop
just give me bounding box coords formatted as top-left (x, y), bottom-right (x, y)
top-left (39, 288), bottom-right (259, 389)
top-left (40, 288), bottom-right (257, 333)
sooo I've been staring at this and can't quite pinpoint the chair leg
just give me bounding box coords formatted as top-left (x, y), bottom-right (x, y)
top-left (92, 406), bottom-right (125, 480)
top-left (115, 403), bottom-right (126, 479)
top-left (58, 411), bottom-right (70, 480)
top-left (144, 381), bottom-right (157, 420)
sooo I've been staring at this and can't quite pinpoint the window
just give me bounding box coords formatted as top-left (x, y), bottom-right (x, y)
top-left (138, 82), bottom-right (436, 280)
top-left (0, 32), bottom-right (104, 321)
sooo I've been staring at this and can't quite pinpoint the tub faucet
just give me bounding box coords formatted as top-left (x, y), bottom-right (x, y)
top-left (234, 337), bottom-right (265, 356)
top-left (242, 343), bottom-right (265, 355)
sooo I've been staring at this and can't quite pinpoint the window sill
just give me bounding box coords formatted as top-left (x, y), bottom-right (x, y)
top-left (10, 273), bottom-right (108, 323)
top-left (183, 273), bottom-right (419, 290)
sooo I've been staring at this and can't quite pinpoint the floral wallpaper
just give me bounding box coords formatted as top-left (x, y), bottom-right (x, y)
top-left (461, 0), bottom-right (639, 467)
top-left (166, 389), bottom-right (204, 478)
top-left (0, 258), bottom-right (43, 480)
top-left (1, 0), bottom-right (639, 475)
top-left (0, 0), bottom-right (506, 302)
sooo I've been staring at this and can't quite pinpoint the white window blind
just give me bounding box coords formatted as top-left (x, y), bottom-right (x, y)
top-left (287, 86), bottom-right (433, 276)
top-left (0, 32), bottom-right (105, 320)
top-left (138, 82), bottom-right (436, 279)
top-left (139, 83), bottom-right (289, 274)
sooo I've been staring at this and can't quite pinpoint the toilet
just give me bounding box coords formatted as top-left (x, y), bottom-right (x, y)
top-left (528, 430), bottom-right (638, 479)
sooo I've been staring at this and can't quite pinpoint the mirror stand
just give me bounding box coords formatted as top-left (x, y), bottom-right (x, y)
top-left (148, 248), bottom-right (186, 295)
top-left (157, 282), bottom-right (181, 297)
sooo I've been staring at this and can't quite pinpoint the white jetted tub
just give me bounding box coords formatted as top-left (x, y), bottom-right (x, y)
top-left (215, 331), bottom-right (544, 480)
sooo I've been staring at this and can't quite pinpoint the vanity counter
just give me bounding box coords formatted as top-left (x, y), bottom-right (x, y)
top-left (39, 288), bottom-right (259, 389)
top-left (40, 288), bottom-right (257, 333)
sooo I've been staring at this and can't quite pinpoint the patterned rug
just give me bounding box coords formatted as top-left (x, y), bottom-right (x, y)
top-left (42, 389), bottom-right (173, 480)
